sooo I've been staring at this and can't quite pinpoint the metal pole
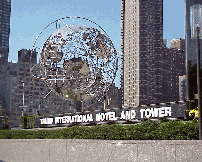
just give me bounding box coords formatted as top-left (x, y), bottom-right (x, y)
top-left (196, 26), bottom-right (202, 140)
top-left (21, 109), bottom-right (23, 117)
top-left (22, 81), bottom-right (24, 108)
top-left (21, 80), bottom-right (24, 116)
top-left (104, 83), bottom-right (106, 110)
top-left (81, 101), bottom-right (83, 112)
top-left (38, 104), bottom-right (40, 115)
top-left (104, 96), bottom-right (106, 110)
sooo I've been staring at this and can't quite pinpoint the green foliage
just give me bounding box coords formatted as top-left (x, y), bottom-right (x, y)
top-left (20, 116), bottom-right (36, 129)
top-left (0, 130), bottom-right (11, 139)
top-left (0, 120), bottom-right (199, 140)
top-left (152, 120), bottom-right (199, 140)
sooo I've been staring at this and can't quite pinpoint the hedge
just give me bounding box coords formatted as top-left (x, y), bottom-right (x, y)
top-left (0, 119), bottom-right (199, 140)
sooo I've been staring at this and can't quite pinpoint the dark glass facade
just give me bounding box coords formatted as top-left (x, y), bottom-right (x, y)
top-left (0, 0), bottom-right (11, 110)
top-left (138, 0), bottom-right (163, 104)
top-left (0, 0), bottom-right (10, 63)
top-left (185, 0), bottom-right (202, 100)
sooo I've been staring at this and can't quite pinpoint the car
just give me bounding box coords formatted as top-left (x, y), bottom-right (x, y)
top-left (0, 116), bottom-right (11, 130)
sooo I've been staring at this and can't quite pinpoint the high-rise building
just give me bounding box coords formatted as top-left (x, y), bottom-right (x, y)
top-left (0, 0), bottom-right (10, 61)
top-left (162, 47), bottom-right (185, 102)
top-left (6, 49), bottom-right (76, 127)
top-left (170, 38), bottom-right (185, 51)
top-left (0, 0), bottom-right (11, 109)
top-left (121, 0), bottom-right (163, 107)
top-left (163, 38), bottom-right (186, 103)
top-left (185, 0), bottom-right (202, 100)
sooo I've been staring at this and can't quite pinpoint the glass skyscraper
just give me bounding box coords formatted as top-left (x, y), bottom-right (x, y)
top-left (0, 0), bottom-right (10, 62)
top-left (0, 0), bottom-right (11, 109)
top-left (185, 0), bottom-right (202, 100)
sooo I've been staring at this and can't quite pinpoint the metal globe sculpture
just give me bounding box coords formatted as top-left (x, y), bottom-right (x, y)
top-left (31, 17), bottom-right (118, 102)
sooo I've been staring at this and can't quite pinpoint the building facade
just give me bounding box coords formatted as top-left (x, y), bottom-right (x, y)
top-left (170, 38), bottom-right (185, 51)
top-left (163, 38), bottom-right (186, 103)
top-left (162, 47), bottom-right (185, 102)
top-left (6, 49), bottom-right (76, 127)
top-left (121, 0), bottom-right (186, 107)
top-left (185, 0), bottom-right (202, 100)
top-left (179, 75), bottom-right (186, 101)
top-left (0, 0), bottom-right (11, 110)
top-left (121, 0), bottom-right (163, 107)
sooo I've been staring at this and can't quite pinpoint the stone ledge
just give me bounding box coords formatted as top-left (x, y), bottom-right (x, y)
top-left (0, 140), bottom-right (201, 162)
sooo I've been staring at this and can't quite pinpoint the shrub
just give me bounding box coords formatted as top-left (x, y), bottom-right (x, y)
top-left (0, 120), bottom-right (199, 140)
top-left (153, 120), bottom-right (198, 140)
top-left (20, 116), bottom-right (36, 129)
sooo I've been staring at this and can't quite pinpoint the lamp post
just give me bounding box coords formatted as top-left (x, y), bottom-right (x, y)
top-left (38, 104), bottom-right (40, 116)
top-left (196, 26), bottom-right (202, 140)
top-left (81, 101), bottom-right (83, 112)
top-left (19, 80), bottom-right (24, 116)
top-left (190, 4), bottom-right (202, 140)
top-left (103, 82), bottom-right (107, 111)
top-left (19, 80), bottom-right (27, 116)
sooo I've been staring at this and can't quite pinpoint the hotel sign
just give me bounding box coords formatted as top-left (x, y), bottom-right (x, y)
top-left (40, 107), bottom-right (172, 125)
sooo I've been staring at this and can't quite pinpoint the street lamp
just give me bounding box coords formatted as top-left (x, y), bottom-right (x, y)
top-left (19, 80), bottom-right (27, 116)
top-left (81, 101), bottom-right (83, 112)
top-left (103, 82), bottom-right (107, 111)
top-left (196, 26), bottom-right (202, 140)
top-left (38, 104), bottom-right (40, 116)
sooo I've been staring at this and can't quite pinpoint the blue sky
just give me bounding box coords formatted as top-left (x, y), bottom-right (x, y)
top-left (9, 0), bottom-right (185, 87)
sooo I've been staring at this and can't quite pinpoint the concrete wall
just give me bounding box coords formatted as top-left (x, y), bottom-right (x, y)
top-left (0, 139), bottom-right (201, 162)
